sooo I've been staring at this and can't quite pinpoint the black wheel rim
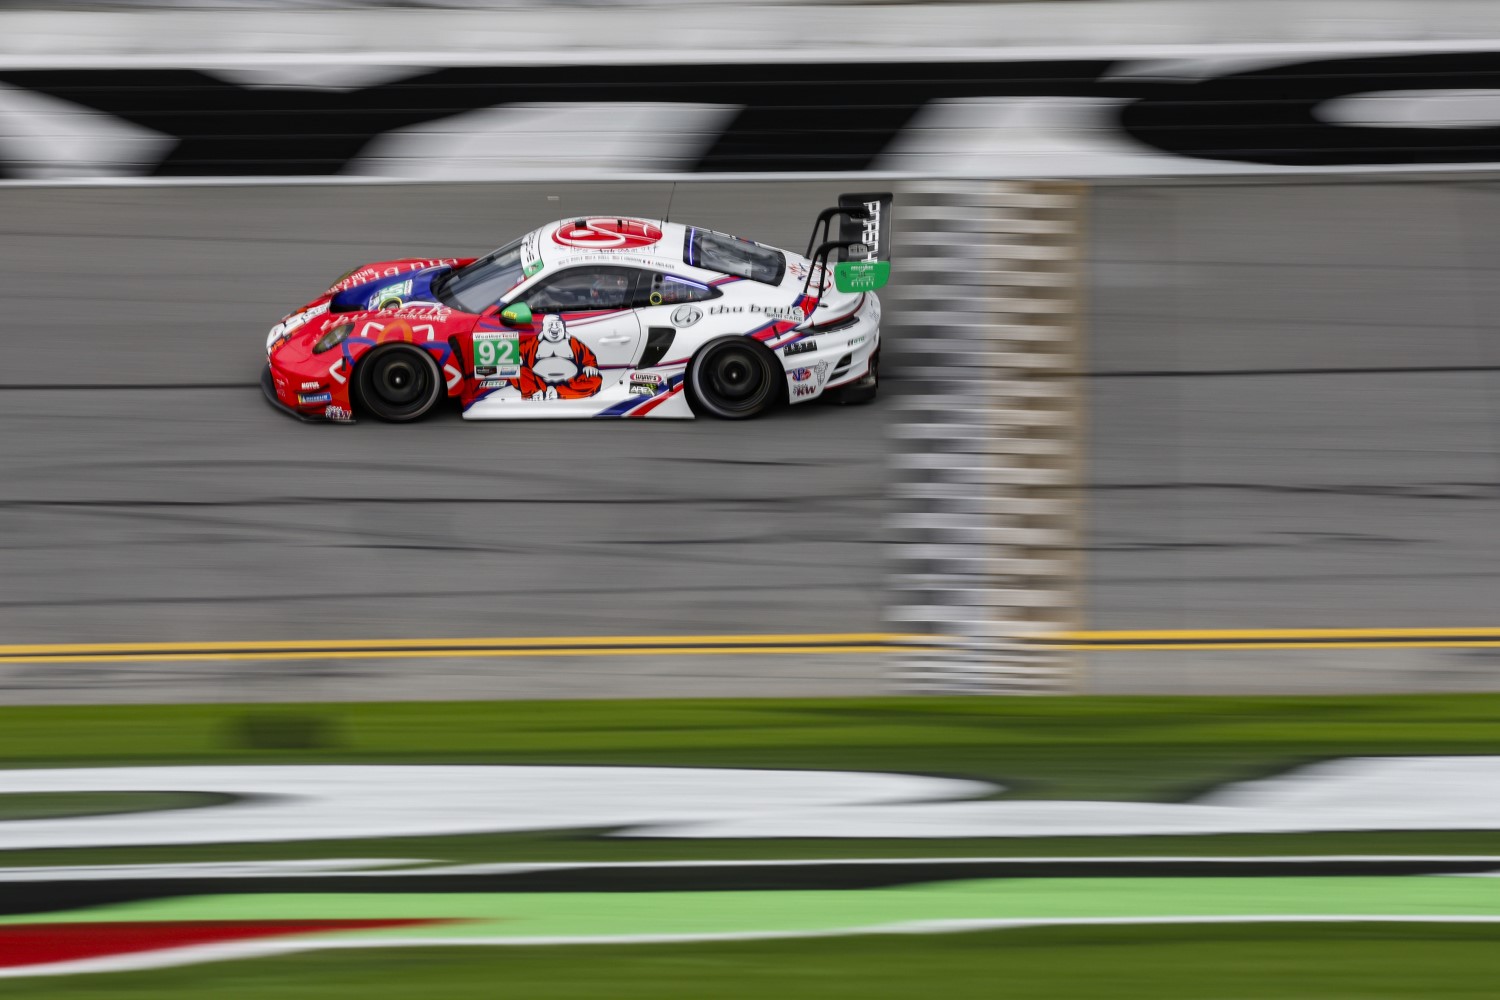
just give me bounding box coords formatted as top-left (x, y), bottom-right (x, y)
top-left (702, 344), bottom-right (772, 414)
top-left (367, 350), bottom-right (435, 418)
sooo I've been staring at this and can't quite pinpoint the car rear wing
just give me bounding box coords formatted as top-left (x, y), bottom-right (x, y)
top-left (801, 192), bottom-right (894, 297)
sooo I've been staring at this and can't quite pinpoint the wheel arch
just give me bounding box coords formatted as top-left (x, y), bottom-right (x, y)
top-left (683, 333), bottom-right (787, 419)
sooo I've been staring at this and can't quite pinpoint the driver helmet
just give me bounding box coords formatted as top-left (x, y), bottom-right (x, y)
top-left (590, 274), bottom-right (630, 306)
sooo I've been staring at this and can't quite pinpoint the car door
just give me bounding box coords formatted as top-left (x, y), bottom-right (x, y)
top-left (505, 265), bottom-right (644, 400)
top-left (628, 271), bottom-right (722, 369)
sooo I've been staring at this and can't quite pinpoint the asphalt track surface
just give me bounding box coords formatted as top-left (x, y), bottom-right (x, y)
top-left (0, 181), bottom-right (893, 701)
top-left (7, 179), bottom-right (1500, 700)
top-left (1086, 180), bottom-right (1500, 692)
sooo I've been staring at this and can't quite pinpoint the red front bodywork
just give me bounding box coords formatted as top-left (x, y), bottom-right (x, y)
top-left (267, 257), bottom-right (484, 420)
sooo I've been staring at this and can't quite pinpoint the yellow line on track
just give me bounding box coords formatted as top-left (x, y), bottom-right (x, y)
top-left (0, 646), bottom-right (899, 665)
top-left (1, 629), bottom-right (1497, 664)
top-left (1058, 627), bottom-right (1500, 640)
top-left (0, 633), bottom-right (899, 656)
top-left (1043, 627), bottom-right (1500, 650)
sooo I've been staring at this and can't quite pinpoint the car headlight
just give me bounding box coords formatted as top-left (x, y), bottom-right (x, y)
top-left (312, 322), bottom-right (355, 354)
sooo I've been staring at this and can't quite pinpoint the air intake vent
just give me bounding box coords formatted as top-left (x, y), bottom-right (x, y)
top-left (812, 313), bottom-right (862, 334)
top-left (639, 327), bottom-right (677, 368)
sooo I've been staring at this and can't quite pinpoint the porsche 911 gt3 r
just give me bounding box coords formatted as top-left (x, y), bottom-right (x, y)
top-left (261, 193), bottom-right (892, 423)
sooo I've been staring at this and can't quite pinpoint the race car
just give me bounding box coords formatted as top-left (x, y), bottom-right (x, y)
top-left (261, 193), bottom-right (892, 423)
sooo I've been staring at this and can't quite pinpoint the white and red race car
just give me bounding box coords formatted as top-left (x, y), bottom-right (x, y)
top-left (262, 193), bottom-right (891, 422)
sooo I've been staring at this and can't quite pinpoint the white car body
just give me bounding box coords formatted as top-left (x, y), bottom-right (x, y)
top-left (461, 217), bottom-right (882, 420)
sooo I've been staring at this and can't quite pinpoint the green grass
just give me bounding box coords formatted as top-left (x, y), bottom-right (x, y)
top-left (12, 924), bottom-right (1500, 1000)
top-left (15, 877), bottom-right (1500, 929)
top-left (6, 697), bottom-right (1500, 788)
top-left (4, 695), bottom-right (1500, 865)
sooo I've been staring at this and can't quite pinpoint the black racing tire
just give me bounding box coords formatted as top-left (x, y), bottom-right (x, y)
top-left (352, 344), bottom-right (444, 423)
top-left (686, 337), bottom-right (782, 420)
top-left (829, 348), bottom-right (879, 406)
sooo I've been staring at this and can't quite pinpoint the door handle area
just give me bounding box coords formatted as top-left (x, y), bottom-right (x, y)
top-left (599, 335), bottom-right (634, 344)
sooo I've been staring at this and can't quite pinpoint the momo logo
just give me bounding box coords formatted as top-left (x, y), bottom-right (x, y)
top-left (553, 218), bottom-right (664, 250)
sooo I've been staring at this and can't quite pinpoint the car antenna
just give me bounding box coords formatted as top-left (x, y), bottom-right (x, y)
top-left (663, 181), bottom-right (678, 225)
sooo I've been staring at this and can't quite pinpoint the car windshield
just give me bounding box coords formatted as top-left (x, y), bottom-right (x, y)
top-left (432, 239), bottom-right (525, 312)
top-left (684, 228), bottom-right (785, 284)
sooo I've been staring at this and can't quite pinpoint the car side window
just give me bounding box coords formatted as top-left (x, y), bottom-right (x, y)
top-left (638, 273), bottom-right (718, 308)
top-left (525, 266), bottom-right (639, 312)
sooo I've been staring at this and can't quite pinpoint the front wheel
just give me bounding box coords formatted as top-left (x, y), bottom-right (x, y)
top-left (353, 344), bottom-right (443, 422)
top-left (686, 337), bottom-right (781, 420)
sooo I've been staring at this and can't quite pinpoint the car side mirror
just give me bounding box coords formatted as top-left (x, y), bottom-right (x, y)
top-left (499, 302), bottom-right (533, 328)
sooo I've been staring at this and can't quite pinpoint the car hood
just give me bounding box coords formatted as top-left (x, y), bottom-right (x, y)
top-left (329, 265), bottom-right (452, 314)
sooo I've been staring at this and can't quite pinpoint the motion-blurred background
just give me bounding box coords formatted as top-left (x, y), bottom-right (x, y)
top-left (6, 0), bottom-right (1500, 696)
top-left (5, 2), bottom-right (1500, 997)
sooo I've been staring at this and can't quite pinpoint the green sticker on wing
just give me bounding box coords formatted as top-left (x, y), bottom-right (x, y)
top-left (834, 260), bottom-right (890, 293)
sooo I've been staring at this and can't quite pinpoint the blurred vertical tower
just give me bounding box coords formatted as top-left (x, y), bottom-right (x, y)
top-left (890, 180), bottom-right (1086, 693)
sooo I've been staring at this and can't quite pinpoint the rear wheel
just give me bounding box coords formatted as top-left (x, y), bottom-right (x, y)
top-left (353, 344), bottom-right (443, 422)
top-left (829, 349), bottom-right (879, 406)
top-left (686, 337), bottom-right (781, 419)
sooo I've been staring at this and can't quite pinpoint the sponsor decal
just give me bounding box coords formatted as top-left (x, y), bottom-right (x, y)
top-left (788, 361), bottom-right (827, 395)
top-left (556, 253), bottom-right (676, 270)
top-left (835, 193), bottom-right (893, 292)
top-left (330, 267), bottom-right (379, 294)
top-left (472, 330), bottom-right (520, 379)
top-left (520, 228), bottom-right (544, 277)
top-left (784, 339), bottom-right (817, 356)
top-left (266, 303), bottom-right (331, 353)
top-left (389, 304), bottom-right (452, 322)
top-left (847, 335), bottom-right (867, 347)
top-left (367, 279), bottom-right (413, 311)
top-left (274, 302), bottom-right (330, 337)
top-left (708, 304), bottom-right (803, 319)
top-left (629, 372), bottom-right (664, 396)
top-left (299, 380), bottom-right (321, 391)
top-left (859, 198), bottom-right (881, 261)
top-left (552, 218), bottom-right (664, 251)
top-left (477, 379), bottom-right (512, 389)
top-left (838, 262), bottom-right (887, 292)
top-left (670, 304), bottom-right (702, 327)
top-left (328, 261), bottom-right (458, 296)
top-left (323, 404), bottom-right (353, 422)
top-left (298, 391), bottom-right (333, 404)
